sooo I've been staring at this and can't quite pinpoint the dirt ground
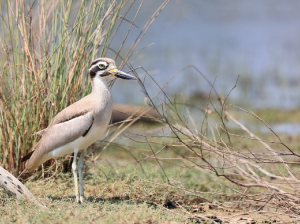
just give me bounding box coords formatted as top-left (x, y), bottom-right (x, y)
top-left (1, 174), bottom-right (299, 224)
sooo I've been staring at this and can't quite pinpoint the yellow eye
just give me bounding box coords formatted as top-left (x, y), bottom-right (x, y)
top-left (98, 64), bottom-right (106, 70)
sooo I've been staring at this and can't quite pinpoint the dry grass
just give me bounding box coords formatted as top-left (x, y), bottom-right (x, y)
top-left (100, 67), bottom-right (300, 221)
top-left (1, 0), bottom-right (300, 223)
top-left (1, 161), bottom-right (299, 223)
top-left (0, 0), bottom-right (170, 176)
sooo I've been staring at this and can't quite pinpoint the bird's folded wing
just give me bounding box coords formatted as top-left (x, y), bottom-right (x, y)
top-left (48, 96), bottom-right (96, 126)
top-left (33, 129), bottom-right (46, 136)
top-left (25, 112), bottom-right (94, 171)
top-left (32, 96), bottom-right (96, 136)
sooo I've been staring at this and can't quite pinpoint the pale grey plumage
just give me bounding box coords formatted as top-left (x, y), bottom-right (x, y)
top-left (24, 75), bottom-right (111, 172)
top-left (21, 57), bottom-right (137, 203)
top-left (25, 101), bottom-right (95, 168)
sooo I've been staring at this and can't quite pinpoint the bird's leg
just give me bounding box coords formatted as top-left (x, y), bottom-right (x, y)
top-left (78, 149), bottom-right (86, 203)
top-left (72, 149), bottom-right (79, 203)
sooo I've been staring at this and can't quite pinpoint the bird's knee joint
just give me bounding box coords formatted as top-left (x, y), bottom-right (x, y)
top-left (72, 163), bottom-right (77, 171)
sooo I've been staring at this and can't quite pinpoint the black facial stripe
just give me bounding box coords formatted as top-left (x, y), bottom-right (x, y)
top-left (100, 71), bottom-right (111, 77)
top-left (90, 59), bottom-right (102, 67)
top-left (89, 60), bottom-right (108, 71)
top-left (89, 67), bottom-right (111, 79)
top-left (89, 66), bottom-right (99, 78)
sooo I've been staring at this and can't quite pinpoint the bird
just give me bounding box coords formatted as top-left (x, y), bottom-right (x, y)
top-left (21, 58), bottom-right (137, 203)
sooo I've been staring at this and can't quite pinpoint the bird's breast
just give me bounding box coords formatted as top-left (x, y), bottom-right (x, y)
top-left (93, 94), bottom-right (113, 126)
top-left (48, 96), bottom-right (113, 159)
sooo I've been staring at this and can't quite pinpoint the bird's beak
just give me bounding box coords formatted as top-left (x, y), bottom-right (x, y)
top-left (108, 68), bottom-right (137, 80)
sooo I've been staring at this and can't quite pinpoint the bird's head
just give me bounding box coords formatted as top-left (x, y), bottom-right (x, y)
top-left (89, 58), bottom-right (137, 81)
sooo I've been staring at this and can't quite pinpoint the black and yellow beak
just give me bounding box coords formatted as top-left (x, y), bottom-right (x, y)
top-left (108, 68), bottom-right (137, 80)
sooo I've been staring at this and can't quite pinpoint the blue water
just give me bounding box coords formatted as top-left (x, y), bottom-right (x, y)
top-left (107, 0), bottom-right (300, 110)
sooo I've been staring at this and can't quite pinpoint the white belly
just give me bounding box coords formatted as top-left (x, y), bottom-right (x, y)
top-left (39, 124), bottom-right (107, 164)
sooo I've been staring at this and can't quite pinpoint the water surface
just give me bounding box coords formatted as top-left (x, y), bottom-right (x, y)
top-left (109, 0), bottom-right (300, 111)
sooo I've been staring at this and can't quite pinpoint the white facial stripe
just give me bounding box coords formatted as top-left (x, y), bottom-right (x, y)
top-left (89, 64), bottom-right (99, 71)
top-left (89, 61), bottom-right (108, 71)
top-left (97, 61), bottom-right (108, 67)
top-left (95, 71), bottom-right (104, 77)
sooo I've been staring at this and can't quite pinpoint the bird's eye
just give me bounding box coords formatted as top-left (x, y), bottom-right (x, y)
top-left (98, 64), bottom-right (106, 70)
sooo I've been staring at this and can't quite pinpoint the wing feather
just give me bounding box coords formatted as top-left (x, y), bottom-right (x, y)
top-left (25, 112), bottom-right (94, 171)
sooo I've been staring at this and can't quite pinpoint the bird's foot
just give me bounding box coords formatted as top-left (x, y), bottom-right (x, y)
top-left (75, 195), bottom-right (79, 204)
top-left (79, 195), bottom-right (85, 204)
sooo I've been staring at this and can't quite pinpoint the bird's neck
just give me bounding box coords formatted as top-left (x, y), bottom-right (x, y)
top-left (91, 77), bottom-right (111, 99)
